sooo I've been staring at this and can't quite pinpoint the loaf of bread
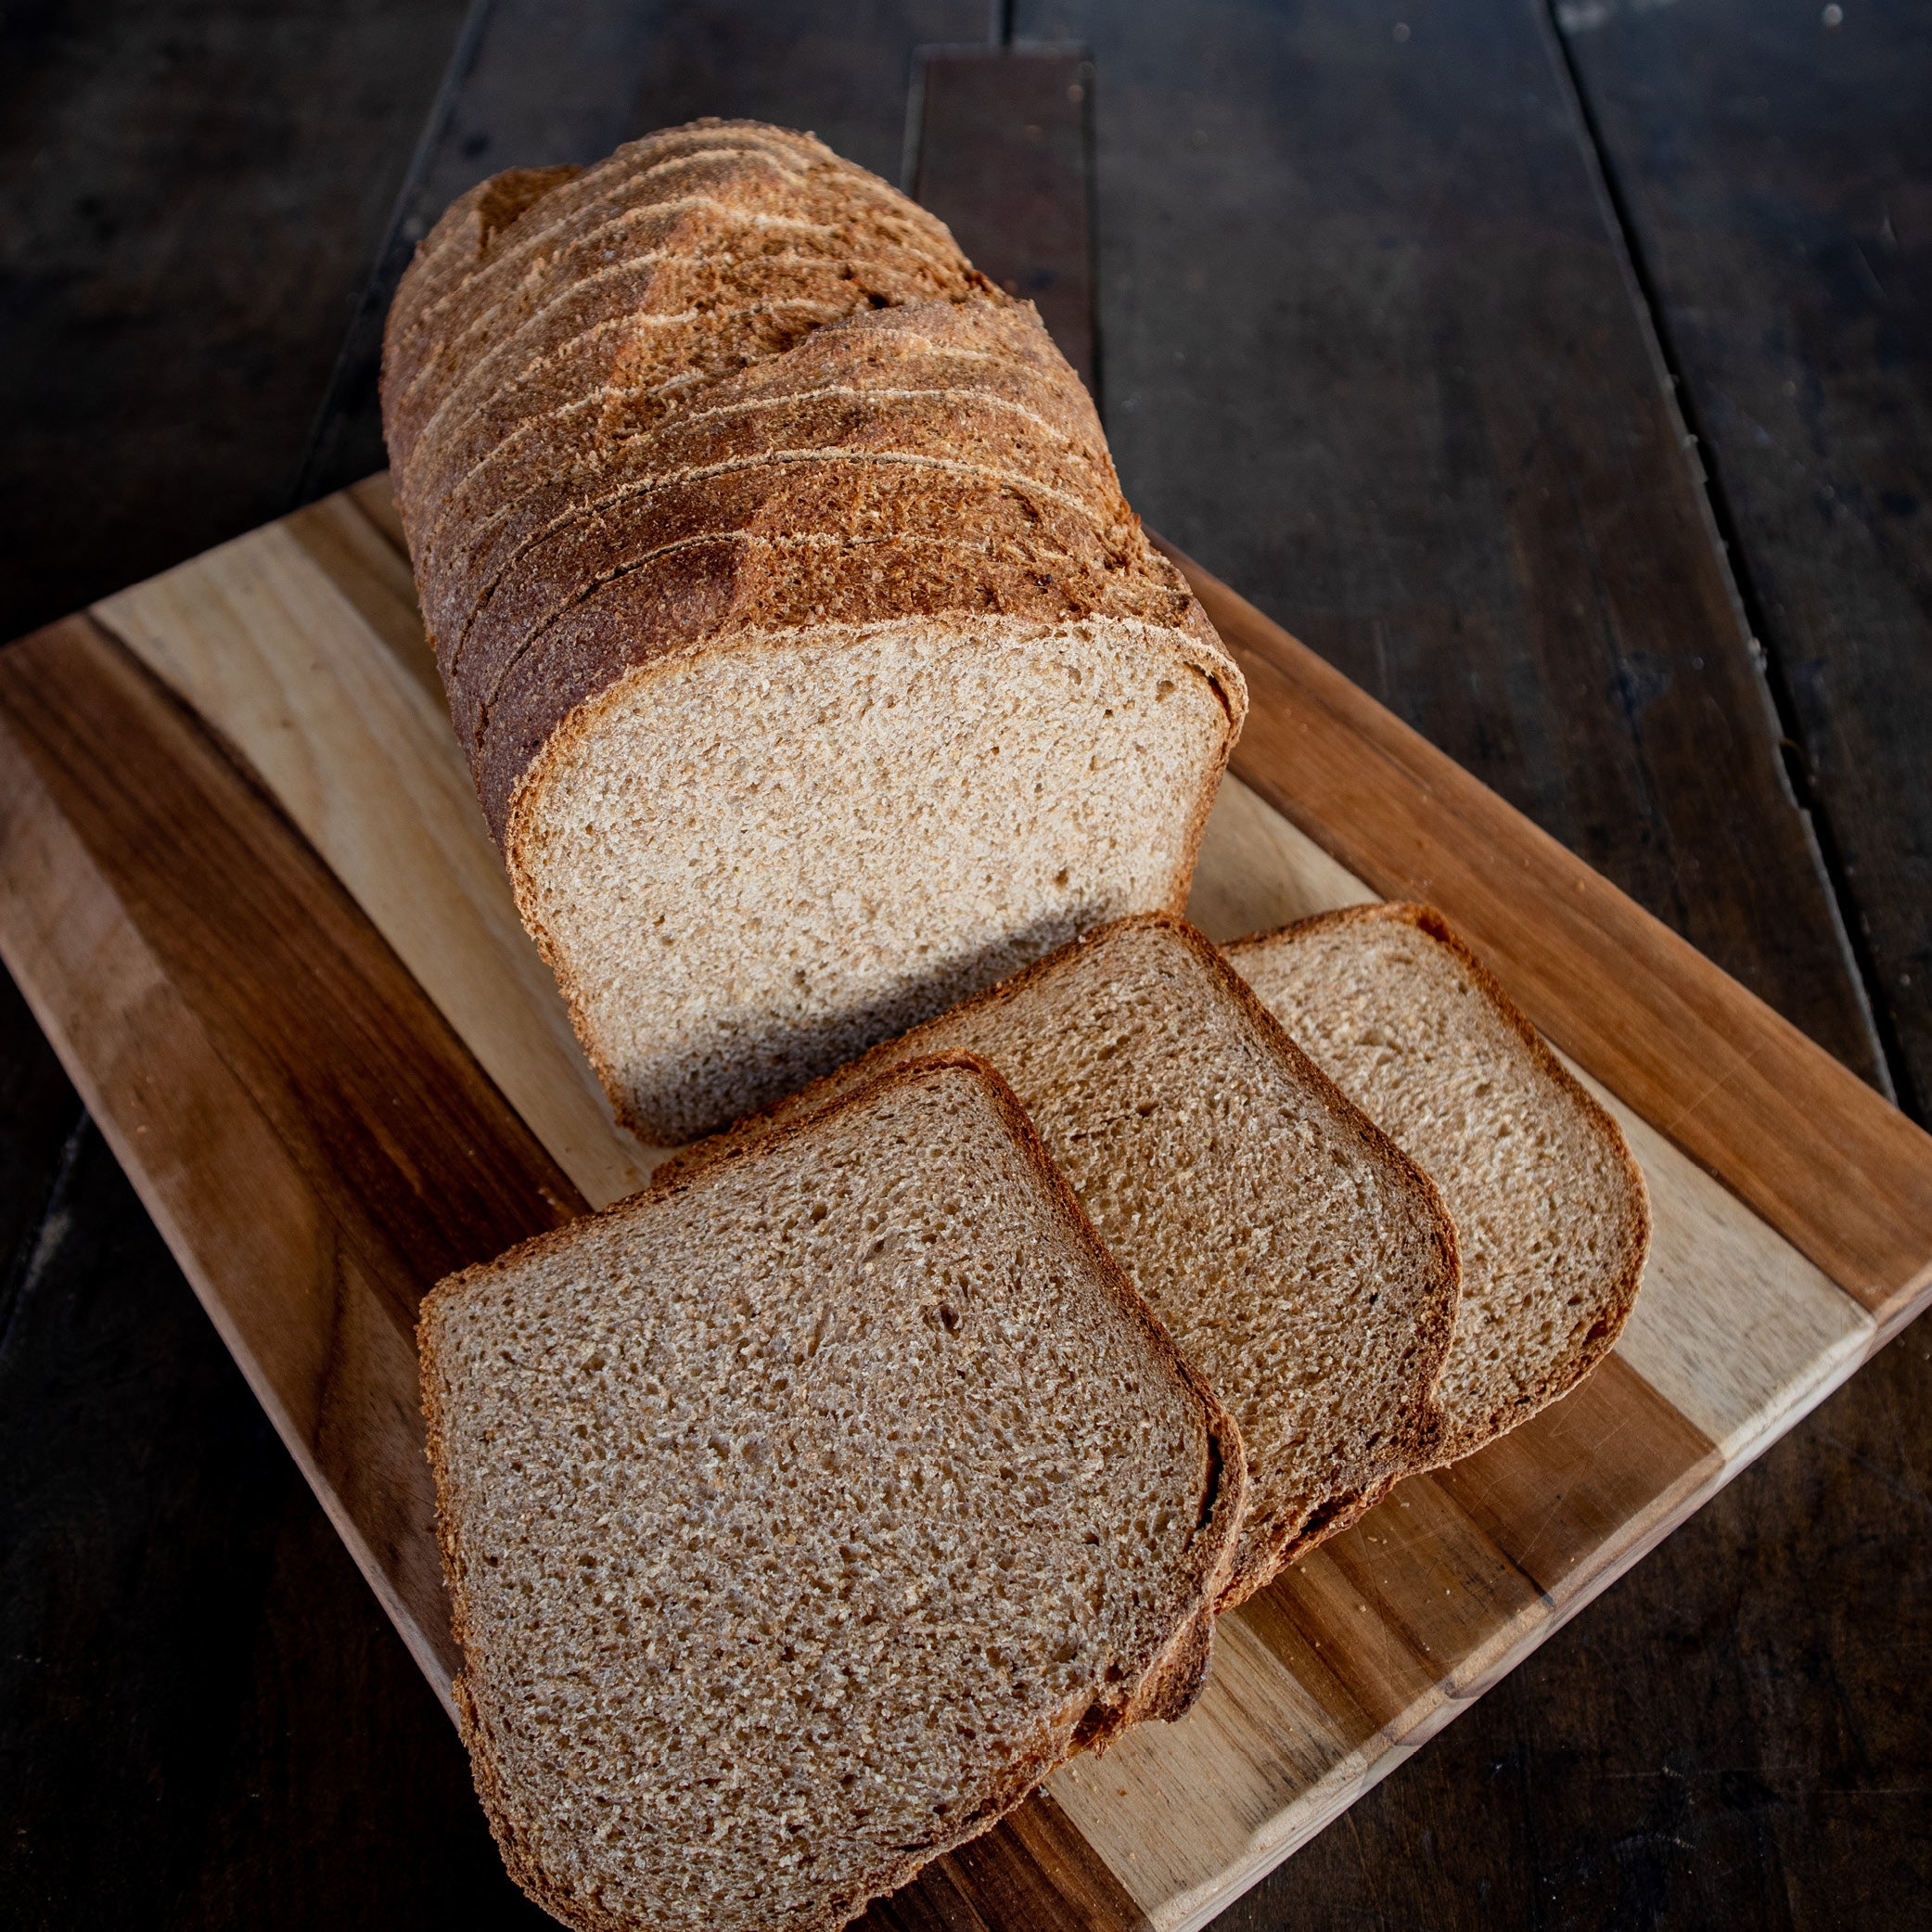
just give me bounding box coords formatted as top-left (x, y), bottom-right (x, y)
top-left (382, 120), bottom-right (1245, 1143)
top-left (420, 1053), bottom-right (1247, 1932)
top-left (660, 915), bottom-right (1460, 1605)
top-left (1226, 904), bottom-right (1649, 1461)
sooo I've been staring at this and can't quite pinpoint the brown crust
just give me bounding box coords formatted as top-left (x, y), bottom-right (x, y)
top-left (466, 299), bottom-right (1240, 844)
top-left (1224, 901), bottom-right (1653, 1467)
top-left (408, 235), bottom-right (996, 685)
top-left (384, 123), bottom-right (990, 723)
top-left (418, 1050), bottom-right (1247, 1932)
top-left (381, 119), bottom-right (1245, 852)
top-left (656, 910), bottom-right (1463, 1608)
top-left (384, 122), bottom-right (971, 475)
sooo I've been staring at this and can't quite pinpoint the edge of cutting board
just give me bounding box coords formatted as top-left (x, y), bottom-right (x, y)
top-left (0, 476), bottom-right (1927, 1932)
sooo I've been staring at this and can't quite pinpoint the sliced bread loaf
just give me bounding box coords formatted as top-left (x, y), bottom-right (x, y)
top-left (1225, 903), bottom-right (1650, 1462)
top-left (420, 1052), bottom-right (1246, 1932)
top-left (660, 915), bottom-right (1460, 1605)
top-left (383, 121), bottom-right (1246, 1145)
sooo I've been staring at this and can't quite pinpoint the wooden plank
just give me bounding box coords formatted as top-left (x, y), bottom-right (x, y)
top-left (1048, 1481), bottom-right (1551, 1929)
top-left (937, 1797), bottom-right (1152, 1932)
top-left (1555, 0), bottom-right (1932, 1122)
top-left (1037, 1359), bottom-right (1725, 1932)
top-left (1171, 546), bottom-right (1932, 1323)
top-left (0, 615), bottom-right (585, 1700)
top-left (0, 955), bottom-right (83, 1298)
top-left (93, 490), bottom-right (656, 1210)
top-left (1432, 1358), bottom-right (1718, 1604)
top-left (0, 0), bottom-right (468, 635)
top-left (0, 979), bottom-right (520, 1925)
top-left (0, 9), bottom-right (641, 1921)
top-left (909, 44), bottom-right (1096, 389)
top-left (1576, 1066), bottom-right (1872, 1459)
top-left (1016, 0), bottom-right (1889, 1098)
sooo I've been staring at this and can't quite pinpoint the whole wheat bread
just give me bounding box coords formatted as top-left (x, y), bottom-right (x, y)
top-left (1225, 904), bottom-right (1649, 1462)
top-left (382, 120), bottom-right (1246, 1144)
top-left (659, 915), bottom-right (1460, 1605)
top-left (419, 1052), bottom-right (1247, 1932)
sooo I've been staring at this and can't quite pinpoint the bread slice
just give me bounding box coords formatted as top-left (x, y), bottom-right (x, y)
top-left (421, 1052), bottom-right (1247, 1932)
top-left (660, 915), bottom-right (1460, 1605)
top-left (1225, 904), bottom-right (1650, 1462)
top-left (383, 121), bottom-right (1246, 1145)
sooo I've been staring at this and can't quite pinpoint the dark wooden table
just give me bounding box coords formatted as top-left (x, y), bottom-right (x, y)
top-left (3, 3), bottom-right (1927, 1926)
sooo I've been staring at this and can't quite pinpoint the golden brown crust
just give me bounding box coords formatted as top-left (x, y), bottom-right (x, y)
top-left (407, 219), bottom-right (987, 634)
top-left (1224, 901), bottom-right (1653, 1468)
top-left (383, 122), bottom-right (987, 770)
top-left (657, 911), bottom-right (1462, 1607)
top-left (385, 122), bottom-right (969, 471)
top-left (450, 322), bottom-right (1131, 690)
top-left (417, 1050), bottom-right (1247, 1932)
top-left (381, 118), bottom-right (1243, 851)
top-left (464, 297), bottom-right (1236, 840)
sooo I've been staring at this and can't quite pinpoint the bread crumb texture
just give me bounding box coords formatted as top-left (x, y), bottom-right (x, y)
top-left (420, 1058), bottom-right (1235, 1932)
top-left (519, 617), bottom-right (1228, 1143)
top-left (382, 121), bottom-right (1244, 1143)
top-left (669, 916), bottom-right (1460, 1602)
top-left (1229, 905), bottom-right (1650, 1462)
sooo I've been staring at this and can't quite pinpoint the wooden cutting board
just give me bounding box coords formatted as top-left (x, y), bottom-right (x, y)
top-left (3, 474), bottom-right (1929, 1932)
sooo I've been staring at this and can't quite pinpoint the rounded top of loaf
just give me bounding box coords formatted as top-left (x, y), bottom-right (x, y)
top-left (378, 118), bottom-right (1243, 844)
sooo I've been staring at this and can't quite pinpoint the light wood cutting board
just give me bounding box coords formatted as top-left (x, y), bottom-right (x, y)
top-left (2, 474), bottom-right (1928, 1932)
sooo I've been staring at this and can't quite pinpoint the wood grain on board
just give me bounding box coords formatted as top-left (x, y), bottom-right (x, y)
top-left (1171, 544), bottom-right (1932, 1326)
top-left (3, 480), bottom-right (1926, 1930)
top-left (94, 485), bottom-right (657, 1211)
top-left (6, 5), bottom-right (1928, 1927)
top-left (1555, 0), bottom-right (1932, 1123)
top-left (0, 612), bottom-right (584, 1697)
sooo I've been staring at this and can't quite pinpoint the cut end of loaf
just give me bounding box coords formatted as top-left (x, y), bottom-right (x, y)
top-left (420, 1053), bottom-right (1244, 1932)
top-left (509, 619), bottom-right (1236, 1145)
top-left (382, 121), bottom-right (1246, 1152)
top-left (1226, 902), bottom-right (1651, 1465)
